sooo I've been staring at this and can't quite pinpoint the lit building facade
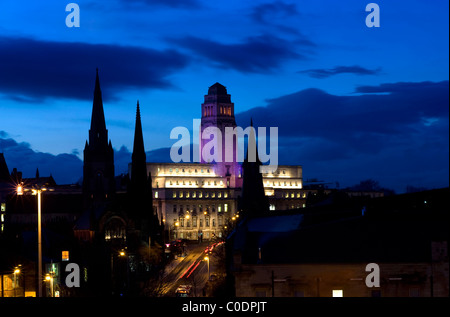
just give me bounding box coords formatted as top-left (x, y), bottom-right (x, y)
top-left (142, 83), bottom-right (307, 241)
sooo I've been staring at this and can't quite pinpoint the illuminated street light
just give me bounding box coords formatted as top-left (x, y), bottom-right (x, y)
top-left (13, 266), bottom-right (21, 297)
top-left (17, 183), bottom-right (47, 297)
top-left (45, 273), bottom-right (54, 297)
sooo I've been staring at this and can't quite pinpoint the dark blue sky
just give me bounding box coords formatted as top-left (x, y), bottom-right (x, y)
top-left (0, 0), bottom-right (448, 193)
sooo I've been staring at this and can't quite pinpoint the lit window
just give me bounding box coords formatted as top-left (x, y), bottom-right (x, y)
top-left (1, 203), bottom-right (5, 212)
top-left (224, 204), bottom-right (228, 212)
top-left (179, 191), bottom-right (183, 198)
top-left (173, 192), bottom-right (177, 198)
top-left (332, 290), bottom-right (343, 297)
top-left (269, 204), bottom-right (275, 211)
top-left (224, 192), bottom-right (228, 198)
top-left (155, 191), bottom-right (158, 198)
top-left (193, 191), bottom-right (196, 198)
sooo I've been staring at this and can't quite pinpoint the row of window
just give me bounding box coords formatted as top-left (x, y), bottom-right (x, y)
top-left (269, 203), bottom-right (306, 210)
top-left (167, 179), bottom-right (225, 186)
top-left (265, 181), bottom-right (301, 187)
top-left (168, 191), bottom-right (230, 199)
top-left (166, 167), bottom-right (212, 174)
top-left (0, 202), bottom-right (5, 233)
top-left (175, 215), bottom-right (228, 228)
top-left (173, 203), bottom-right (229, 213)
top-left (203, 105), bottom-right (232, 117)
top-left (283, 192), bottom-right (307, 198)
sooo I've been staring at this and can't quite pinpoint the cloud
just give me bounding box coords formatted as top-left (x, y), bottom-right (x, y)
top-left (1, 136), bottom-right (83, 184)
top-left (251, 1), bottom-right (299, 24)
top-left (235, 81), bottom-right (449, 192)
top-left (0, 36), bottom-right (190, 102)
top-left (298, 65), bottom-right (382, 78)
top-left (167, 34), bottom-right (307, 73)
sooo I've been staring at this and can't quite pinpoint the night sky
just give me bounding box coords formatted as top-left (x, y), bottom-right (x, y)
top-left (0, 0), bottom-right (448, 193)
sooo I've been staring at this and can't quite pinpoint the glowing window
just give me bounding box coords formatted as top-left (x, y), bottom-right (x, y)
top-left (155, 191), bottom-right (158, 198)
top-left (332, 290), bottom-right (343, 297)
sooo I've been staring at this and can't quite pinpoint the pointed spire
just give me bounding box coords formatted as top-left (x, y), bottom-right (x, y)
top-left (132, 100), bottom-right (145, 159)
top-left (130, 100), bottom-right (147, 194)
top-left (245, 118), bottom-right (259, 164)
top-left (90, 68), bottom-right (107, 136)
top-left (241, 119), bottom-right (269, 217)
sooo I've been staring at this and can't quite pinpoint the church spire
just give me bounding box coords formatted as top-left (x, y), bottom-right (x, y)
top-left (83, 69), bottom-right (115, 207)
top-left (240, 119), bottom-right (269, 217)
top-left (89, 68), bottom-right (107, 143)
top-left (130, 100), bottom-right (148, 195)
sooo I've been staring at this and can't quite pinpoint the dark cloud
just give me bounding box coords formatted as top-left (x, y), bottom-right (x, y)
top-left (1, 136), bottom-right (83, 185)
top-left (0, 36), bottom-right (190, 102)
top-left (298, 65), bottom-right (382, 78)
top-left (235, 81), bottom-right (449, 192)
top-left (167, 34), bottom-right (306, 73)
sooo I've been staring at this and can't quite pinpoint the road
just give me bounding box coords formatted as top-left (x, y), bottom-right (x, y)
top-left (160, 242), bottom-right (210, 297)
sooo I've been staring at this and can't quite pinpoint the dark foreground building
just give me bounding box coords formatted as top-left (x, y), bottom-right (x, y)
top-left (227, 188), bottom-right (449, 297)
top-left (0, 70), bottom-right (163, 297)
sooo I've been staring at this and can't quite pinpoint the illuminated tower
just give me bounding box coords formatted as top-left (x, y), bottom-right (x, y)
top-left (82, 69), bottom-right (115, 207)
top-left (200, 83), bottom-right (240, 187)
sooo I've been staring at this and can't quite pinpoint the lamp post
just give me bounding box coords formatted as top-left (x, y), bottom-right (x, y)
top-left (17, 183), bottom-right (46, 297)
top-left (13, 267), bottom-right (20, 297)
top-left (45, 273), bottom-right (53, 297)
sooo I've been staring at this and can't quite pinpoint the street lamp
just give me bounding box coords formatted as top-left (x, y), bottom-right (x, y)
top-left (13, 267), bottom-right (20, 297)
top-left (17, 183), bottom-right (47, 297)
top-left (45, 273), bottom-right (54, 297)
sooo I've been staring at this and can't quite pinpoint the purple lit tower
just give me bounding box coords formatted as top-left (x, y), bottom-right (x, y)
top-left (200, 83), bottom-right (242, 188)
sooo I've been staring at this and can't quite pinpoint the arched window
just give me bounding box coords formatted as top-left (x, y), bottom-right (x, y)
top-left (104, 217), bottom-right (126, 241)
